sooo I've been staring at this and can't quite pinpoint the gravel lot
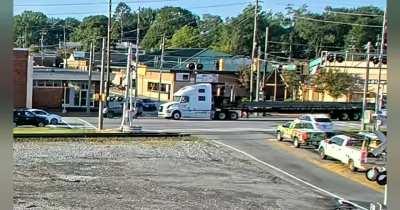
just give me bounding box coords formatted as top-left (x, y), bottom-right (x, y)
top-left (14, 137), bottom-right (338, 210)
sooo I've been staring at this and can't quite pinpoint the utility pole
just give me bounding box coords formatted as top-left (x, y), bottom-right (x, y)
top-left (361, 41), bottom-right (371, 131)
top-left (250, 0), bottom-right (259, 102)
top-left (263, 26), bottom-right (269, 101)
top-left (105, 0), bottom-right (112, 107)
top-left (255, 46), bottom-right (261, 101)
top-left (375, 9), bottom-right (387, 130)
top-left (133, 9), bottom-right (140, 112)
top-left (40, 30), bottom-right (46, 66)
top-left (63, 24), bottom-right (68, 68)
top-left (158, 34), bottom-right (165, 103)
top-left (86, 42), bottom-right (94, 113)
top-left (274, 67), bottom-right (278, 101)
top-left (98, 38), bottom-right (106, 131)
top-left (120, 11), bottom-right (124, 43)
top-left (121, 43), bottom-right (133, 130)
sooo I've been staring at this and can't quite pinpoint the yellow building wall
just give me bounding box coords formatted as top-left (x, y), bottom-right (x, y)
top-left (137, 66), bottom-right (175, 102)
top-left (302, 60), bottom-right (387, 102)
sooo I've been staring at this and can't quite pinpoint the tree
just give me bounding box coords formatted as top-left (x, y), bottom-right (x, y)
top-left (169, 26), bottom-right (202, 48)
top-left (113, 2), bottom-right (132, 43)
top-left (198, 14), bottom-right (223, 47)
top-left (70, 15), bottom-right (108, 51)
top-left (13, 11), bottom-right (48, 48)
top-left (314, 68), bottom-right (361, 99)
top-left (141, 7), bottom-right (198, 50)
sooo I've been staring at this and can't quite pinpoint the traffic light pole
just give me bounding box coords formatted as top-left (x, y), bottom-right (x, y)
top-left (121, 43), bottom-right (133, 131)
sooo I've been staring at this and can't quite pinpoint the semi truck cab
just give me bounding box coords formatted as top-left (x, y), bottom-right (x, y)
top-left (158, 83), bottom-right (213, 120)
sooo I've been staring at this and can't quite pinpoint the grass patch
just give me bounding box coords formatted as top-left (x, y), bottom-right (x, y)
top-left (13, 127), bottom-right (96, 134)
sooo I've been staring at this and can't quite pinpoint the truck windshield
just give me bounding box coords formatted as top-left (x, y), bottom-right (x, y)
top-left (173, 96), bottom-right (181, 102)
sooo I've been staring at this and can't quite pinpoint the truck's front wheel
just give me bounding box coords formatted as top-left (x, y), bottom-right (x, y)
top-left (276, 132), bottom-right (283, 141)
top-left (172, 111), bottom-right (181, 120)
top-left (348, 159), bottom-right (357, 172)
top-left (293, 138), bottom-right (300, 148)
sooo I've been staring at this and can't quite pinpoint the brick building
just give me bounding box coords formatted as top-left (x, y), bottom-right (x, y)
top-left (13, 48), bottom-right (32, 108)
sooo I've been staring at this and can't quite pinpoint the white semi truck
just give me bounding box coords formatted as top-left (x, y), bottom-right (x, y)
top-left (158, 83), bottom-right (374, 121)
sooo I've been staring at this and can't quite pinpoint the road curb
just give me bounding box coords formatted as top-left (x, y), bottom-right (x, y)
top-left (13, 132), bottom-right (190, 139)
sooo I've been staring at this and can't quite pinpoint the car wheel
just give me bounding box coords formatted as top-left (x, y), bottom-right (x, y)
top-left (293, 138), bottom-right (300, 148)
top-left (366, 167), bottom-right (379, 181)
top-left (37, 122), bottom-right (45, 127)
top-left (376, 171), bottom-right (387, 185)
top-left (319, 148), bottom-right (327, 160)
top-left (50, 118), bottom-right (58, 125)
top-left (276, 132), bottom-right (283, 141)
top-left (229, 112), bottom-right (239, 120)
top-left (348, 159), bottom-right (357, 172)
top-left (172, 111), bottom-right (181, 120)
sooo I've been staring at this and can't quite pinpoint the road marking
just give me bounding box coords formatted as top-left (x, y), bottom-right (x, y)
top-left (212, 140), bottom-right (368, 210)
top-left (76, 118), bottom-right (97, 129)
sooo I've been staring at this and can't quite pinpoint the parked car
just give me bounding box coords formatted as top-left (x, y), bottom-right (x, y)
top-left (103, 101), bottom-right (144, 118)
top-left (297, 114), bottom-right (334, 132)
top-left (13, 109), bottom-right (49, 127)
top-left (276, 120), bottom-right (328, 148)
top-left (318, 134), bottom-right (386, 171)
top-left (28, 108), bottom-right (62, 125)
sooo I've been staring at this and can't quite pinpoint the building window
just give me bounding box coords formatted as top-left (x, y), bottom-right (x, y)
top-left (147, 82), bottom-right (169, 93)
top-left (198, 96), bottom-right (206, 101)
top-left (182, 74), bottom-right (189, 80)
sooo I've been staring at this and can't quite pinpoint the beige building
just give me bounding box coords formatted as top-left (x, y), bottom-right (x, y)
top-left (302, 60), bottom-right (387, 102)
top-left (136, 65), bottom-right (247, 102)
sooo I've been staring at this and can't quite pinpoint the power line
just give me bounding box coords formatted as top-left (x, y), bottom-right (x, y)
top-left (15, 0), bottom-right (178, 7)
top-left (325, 10), bottom-right (383, 17)
top-left (295, 16), bottom-right (383, 28)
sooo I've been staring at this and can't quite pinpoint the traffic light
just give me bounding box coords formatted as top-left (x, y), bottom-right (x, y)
top-left (187, 63), bottom-right (196, 70)
top-left (196, 63), bottom-right (204, 70)
top-left (187, 63), bottom-right (203, 71)
top-left (326, 53), bottom-right (344, 63)
top-left (215, 60), bottom-right (219, 70)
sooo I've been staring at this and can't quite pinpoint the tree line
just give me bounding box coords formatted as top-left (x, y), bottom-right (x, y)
top-left (13, 3), bottom-right (384, 60)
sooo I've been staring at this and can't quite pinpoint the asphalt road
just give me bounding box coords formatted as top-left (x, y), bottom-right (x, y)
top-left (70, 116), bottom-right (382, 208)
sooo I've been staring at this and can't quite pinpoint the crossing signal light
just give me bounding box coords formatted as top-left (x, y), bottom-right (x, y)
top-left (327, 53), bottom-right (335, 62)
top-left (336, 55), bottom-right (344, 63)
top-left (187, 63), bottom-right (203, 70)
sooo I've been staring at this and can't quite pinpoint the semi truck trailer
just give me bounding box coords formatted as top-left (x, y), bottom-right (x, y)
top-left (158, 83), bottom-right (374, 121)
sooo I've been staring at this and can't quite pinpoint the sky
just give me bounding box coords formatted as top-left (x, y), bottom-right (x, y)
top-left (14, 0), bottom-right (386, 20)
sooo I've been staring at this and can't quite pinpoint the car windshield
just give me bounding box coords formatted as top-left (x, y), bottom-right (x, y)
top-left (33, 110), bottom-right (48, 115)
top-left (315, 118), bottom-right (332, 123)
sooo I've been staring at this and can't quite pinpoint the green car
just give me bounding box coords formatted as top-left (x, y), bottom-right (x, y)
top-left (276, 120), bottom-right (328, 148)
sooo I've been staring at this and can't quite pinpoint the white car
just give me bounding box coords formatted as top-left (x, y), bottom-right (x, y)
top-left (29, 109), bottom-right (63, 125)
top-left (297, 114), bottom-right (334, 132)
